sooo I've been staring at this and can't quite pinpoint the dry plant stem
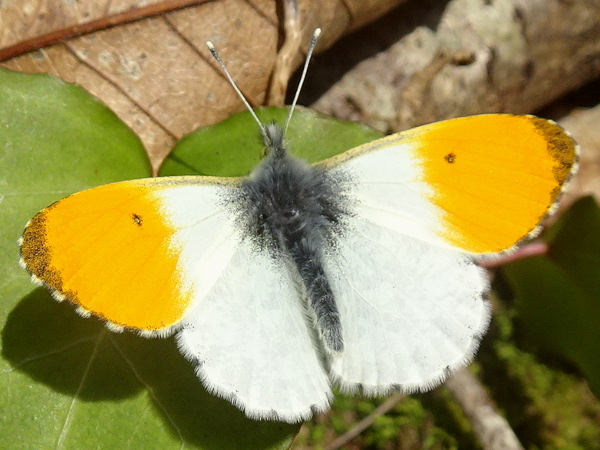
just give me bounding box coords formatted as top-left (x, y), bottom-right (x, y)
top-left (445, 368), bottom-right (525, 450)
top-left (267, 0), bottom-right (303, 105)
top-left (0, 0), bottom-right (213, 62)
top-left (325, 392), bottom-right (405, 450)
top-left (479, 241), bottom-right (548, 268)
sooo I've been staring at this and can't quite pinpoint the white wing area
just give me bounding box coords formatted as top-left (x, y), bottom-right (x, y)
top-left (328, 143), bottom-right (449, 249)
top-left (154, 183), bottom-right (240, 308)
top-left (176, 238), bottom-right (332, 422)
top-left (155, 182), bottom-right (331, 421)
top-left (325, 217), bottom-right (490, 394)
top-left (151, 178), bottom-right (490, 420)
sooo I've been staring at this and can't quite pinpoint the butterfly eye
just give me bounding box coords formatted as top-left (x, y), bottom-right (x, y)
top-left (283, 209), bottom-right (300, 220)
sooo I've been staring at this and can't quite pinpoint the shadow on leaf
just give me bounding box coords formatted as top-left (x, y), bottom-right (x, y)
top-left (3, 289), bottom-right (297, 448)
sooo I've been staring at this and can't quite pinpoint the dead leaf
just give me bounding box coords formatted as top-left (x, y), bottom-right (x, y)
top-left (0, 0), bottom-right (406, 169)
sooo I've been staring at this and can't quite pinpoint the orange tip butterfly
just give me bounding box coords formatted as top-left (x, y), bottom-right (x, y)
top-left (19, 29), bottom-right (578, 422)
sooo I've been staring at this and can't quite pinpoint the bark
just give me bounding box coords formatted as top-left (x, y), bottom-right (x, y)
top-left (306, 0), bottom-right (600, 133)
top-left (445, 369), bottom-right (525, 450)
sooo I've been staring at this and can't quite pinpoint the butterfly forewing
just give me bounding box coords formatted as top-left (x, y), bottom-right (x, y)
top-left (320, 114), bottom-right (578, 254)
top-left (20, 177), bottom-right (237, 334)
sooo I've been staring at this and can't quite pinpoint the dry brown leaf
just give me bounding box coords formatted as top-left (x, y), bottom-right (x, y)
top-left (0, 0), bottom-right (405, 169)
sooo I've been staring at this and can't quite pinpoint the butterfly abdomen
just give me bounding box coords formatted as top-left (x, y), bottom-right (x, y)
top-left (288, 238), bottom-right (343, 353)
top-left (236, 125), bottom-right (348, 354)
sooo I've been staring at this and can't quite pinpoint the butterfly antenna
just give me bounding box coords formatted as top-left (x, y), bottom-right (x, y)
top-left (284, 28), bottom-right (321, 136)
top-left (206, 41), bottom-right (264, 131)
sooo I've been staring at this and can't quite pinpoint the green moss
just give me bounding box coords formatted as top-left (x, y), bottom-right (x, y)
top-left (478, 296), bottom-right (600, 449)
top-left (295, 298), bottom-right (600, 449)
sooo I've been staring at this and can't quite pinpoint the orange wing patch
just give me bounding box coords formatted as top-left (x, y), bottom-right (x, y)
top-left (414, 115), bottom-right (578, 253)
top-left (20, 181), bottom-right (192, 332)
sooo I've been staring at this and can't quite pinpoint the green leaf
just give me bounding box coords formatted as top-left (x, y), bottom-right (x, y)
top-left (0, 69), bottom-right (295, 449)
top-left (1, 73), bottom-right (383, 448)
top-left (159, 106), bottom-right (383, 177)
top-left (502, 196), bottom-right (600, 395)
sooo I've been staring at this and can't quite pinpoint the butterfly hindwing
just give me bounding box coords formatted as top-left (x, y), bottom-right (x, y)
top-left (323, 217), bottom-right (489, 393)
top-left (177, 237), bottom-right (332, 422)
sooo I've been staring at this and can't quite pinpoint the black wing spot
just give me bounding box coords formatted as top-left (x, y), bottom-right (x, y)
top-left (444, 152), bottom-right (456, 163)
top-left (132, 213), bottom-right (143, 226)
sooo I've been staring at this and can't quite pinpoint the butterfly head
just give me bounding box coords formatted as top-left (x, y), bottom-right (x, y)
top-left (261, 122), bottom-right (286, 156)
top-left (207, 28), bottom-right (321, 163)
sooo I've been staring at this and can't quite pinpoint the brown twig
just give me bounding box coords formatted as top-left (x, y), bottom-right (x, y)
top-left (0, 0), bottom-right (213, 62)
top-left (445, 368), bottom-right (525, 450)
top-left (267, 0), bottom-right (303, 105)
top-left (479, 241), bottom-right (548, 269)
top-left (325, 392), bottom-right (405, 450)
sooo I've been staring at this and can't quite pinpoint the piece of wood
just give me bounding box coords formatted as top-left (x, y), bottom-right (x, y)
top-left (308, 0), bottom-right (600, 133)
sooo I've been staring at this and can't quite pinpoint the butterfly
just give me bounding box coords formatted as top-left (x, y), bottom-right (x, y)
top-left (19, 30), bottom-right (578, 423)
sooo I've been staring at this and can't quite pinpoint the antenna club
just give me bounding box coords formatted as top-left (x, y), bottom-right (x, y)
top-left (207, 39), bottom-right (263, 129)
top-left (283, 27), bottom-right (322, 136)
